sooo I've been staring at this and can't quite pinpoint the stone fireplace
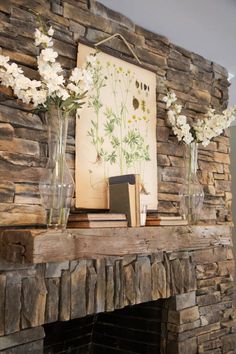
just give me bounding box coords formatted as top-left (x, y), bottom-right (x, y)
top-left (0, 225), bottom-right (235, 353)
top-left (0, 0), bottom-right (235, 353)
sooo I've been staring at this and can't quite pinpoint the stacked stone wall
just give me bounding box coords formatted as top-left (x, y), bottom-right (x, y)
top-left (0, 0), bottom-right (231, 226)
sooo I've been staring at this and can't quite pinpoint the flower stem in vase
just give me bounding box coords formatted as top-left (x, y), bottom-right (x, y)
top-left (39, 105), bottom-right (74, 230)
top-left (180, 142), bottom-right (204, 224)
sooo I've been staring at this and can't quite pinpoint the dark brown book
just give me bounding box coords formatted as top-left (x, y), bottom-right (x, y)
top-left (109, 174), bottom-right (141, 226)
top-left (109, 182), bottom-right (136, 227)
top-left (67, 219), bottom-right (128, 228)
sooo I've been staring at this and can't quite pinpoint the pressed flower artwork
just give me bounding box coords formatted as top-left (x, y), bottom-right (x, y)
top-left (76, 44), bottom-right (157, 209)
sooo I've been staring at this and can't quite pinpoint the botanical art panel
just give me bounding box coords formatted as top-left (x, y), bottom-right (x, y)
top-left (76, 44), bottom-right (157, 209)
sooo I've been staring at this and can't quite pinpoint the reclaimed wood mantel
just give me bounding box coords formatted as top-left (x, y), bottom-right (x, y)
top-left (0, 224), bottom-right (232, 264)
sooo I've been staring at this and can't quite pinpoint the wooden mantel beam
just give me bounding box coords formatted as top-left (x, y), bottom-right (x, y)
top-left (0, 225), bottom-right (232, 264)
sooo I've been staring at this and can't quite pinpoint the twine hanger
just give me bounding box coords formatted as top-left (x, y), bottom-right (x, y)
top-left (94, 33), bottom-right (142, 65)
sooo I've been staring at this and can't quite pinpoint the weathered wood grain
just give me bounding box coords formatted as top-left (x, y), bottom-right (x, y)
top-left (0, 225), bottom-right (232, 264)
top-left (72, 225), bottom-right (233, 258)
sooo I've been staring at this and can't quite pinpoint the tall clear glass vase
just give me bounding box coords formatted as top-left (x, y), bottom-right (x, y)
top-left (179, 142), bottom-right (204, 224)
top-left (39, 104), bottom-right (74, 230)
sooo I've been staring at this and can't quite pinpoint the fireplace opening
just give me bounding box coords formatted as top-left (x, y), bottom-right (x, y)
top-left (44, 299), bottom-right (164, 354)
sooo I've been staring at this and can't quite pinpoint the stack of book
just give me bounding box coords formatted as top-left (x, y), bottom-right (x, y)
top-left (108, 174), bottom-right (141, 227)
top-left (67, 213), bottom-right (128, 228)
top-left (146, 215), bottom-right (188, 226)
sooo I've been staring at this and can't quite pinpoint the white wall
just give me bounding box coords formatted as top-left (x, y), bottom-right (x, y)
top-left (99, 0), bottom-right (236, 106)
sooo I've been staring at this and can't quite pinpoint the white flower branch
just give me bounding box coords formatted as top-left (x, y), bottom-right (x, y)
top-left (163, 91), bottom-right (236, 146)
top-left (0, 25), bottom-right (97, 115)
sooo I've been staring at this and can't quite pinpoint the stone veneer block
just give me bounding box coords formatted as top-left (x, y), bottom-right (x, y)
top-left (0, 275), bottom-right (6, 336)
top-left (5, 280), bottom-right (21, 335)
top-left (70, 260), bottom-right (87, 319)
top-left (222, 333), bottom-right (236, 353)
top-left (0, 327), bottom-right (44, 351)
top-left (45, 261), bottom-right (70, 278)
top-left (167, 337), bottom-right (197, 354)
top-left (21, 277), bottom-right (47, 328)
top-left (168, 291), bottom-right (196, 311)
top-left (168, 306), bottom-right (200, 325)
top-left (45, 278), bottom-right (60, 323)
top-left (59, 270), bottom-right (71, 321)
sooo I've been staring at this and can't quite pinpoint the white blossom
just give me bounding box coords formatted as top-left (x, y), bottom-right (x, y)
top-left (35, 28), bottom-right (53, 47)
top-left (175, 104), bottom-right (182, 114)
top-left (163, 91), bottom-right (177, 108)
top-left (31, 89), bottom-right (48, 107)
top-left (163, 91), bottom-right (236, 146)
top-left (167, 110), bottom-right (176, 125)
top-left (86, 54), bottom-right (97, 66)
top-left (0, 25), bottom-right (97, 113)
top-left (40, 48), bottom-right (58, 63)
top-left (0, 55), bottom-right (9, 66)
top-left (176, 115), bottom-right (187, 126)
top-left (69, 67), bottom-right (84, 83)
top-left (67, 82), bottom-right (81, 95)
top-left (57, 87), bottom-right (70, 101)
top-left (47, 26), bottom-right (54, 37)
top-left (82, 69), bottom-right (93, 89)
top-left (5, 62), bottom-right (23, 77)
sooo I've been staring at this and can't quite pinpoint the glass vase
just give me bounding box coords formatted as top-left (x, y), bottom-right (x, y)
top-left (179, 142), bottom-right (204, 224)
top-left (39, 104), bottom-right (74, 230)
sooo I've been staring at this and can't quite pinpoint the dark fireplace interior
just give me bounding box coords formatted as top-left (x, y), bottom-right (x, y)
top-left (44, 300), bottom-right (164, 354)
